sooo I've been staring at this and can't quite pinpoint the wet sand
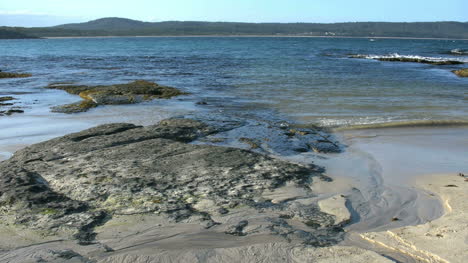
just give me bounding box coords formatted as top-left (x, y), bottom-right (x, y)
top-left (355, 173), bottom-right (467, 263)
top-left (326, 127), bottom-right (468, 262)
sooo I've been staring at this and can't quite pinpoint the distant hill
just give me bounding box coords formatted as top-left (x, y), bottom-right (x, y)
top-left (3, 17), bottom-right (468, 39)
top-left (0, 28), bottom-right (38, 39)
top-left (54, 17), bottom-right (154, 31)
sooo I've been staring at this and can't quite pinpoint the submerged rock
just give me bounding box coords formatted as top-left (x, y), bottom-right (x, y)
top-left (377, 57), bottom-right (463, 65)
top-left (0, 96), bottom-right (15, 102)
top-left (452, 68), bottom-right (468, 77)
top-left (46, 80), bottom-right (187, 113)
top-left (0, 118), bottom-right (341, 245)
top-left (0, 72), bottom-right (32, 78)
top-left (0, 109), bottom-right (24, 116)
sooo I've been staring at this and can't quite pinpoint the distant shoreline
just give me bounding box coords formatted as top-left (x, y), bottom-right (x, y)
top-left (41, 35), bottom-right (468, 40)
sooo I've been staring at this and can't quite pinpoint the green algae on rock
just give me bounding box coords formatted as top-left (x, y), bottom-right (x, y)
top-left (51, 100), bottom-right (98, 114)
top-left (0, 118), bottom-right (345, 246)
top-left (0, 96), bottom-right (15, 102)
top-left (0, 72), bottom-right (32, 78)
top-left (46, 80), bottom-right (188, 113)
top-left (452, 68), bottom-right (468, 77)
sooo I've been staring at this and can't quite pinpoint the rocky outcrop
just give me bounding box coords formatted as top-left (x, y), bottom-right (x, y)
top-left (452, 68), bottom-right (468, 77)
top-left (0, 72), bottom-right (32, 78)
top-left (46, 80), bottom-right (187, 113)
top-left (350, 55), bottom-right (463, 65)
top-left (0, 97), bottom-right (24, 116)
top-left (0, 118), bottom-right (344, 248)
top-left (0, 109), bottom-right (24, 116)
top-left (0, 96), bottom-right (15, 102)
top-left (376, 57), bottom-right (463, 65)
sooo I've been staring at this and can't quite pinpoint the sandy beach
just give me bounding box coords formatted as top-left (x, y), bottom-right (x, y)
top-left (356, 173), bottom-right (467, 263)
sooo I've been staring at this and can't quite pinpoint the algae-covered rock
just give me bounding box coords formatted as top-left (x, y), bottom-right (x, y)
top-left (0, 72), bottom-right (32, 78)
top-left (0, 96), bottom-right (15, 102)
top-left (51, 100), bottom-right (98, 114)
top-left (46, 80), bottom-right (187, 113)
top-left (452, 68), bottom-right (468, 77)
top-left (1, 118), bottom-right (338, 244)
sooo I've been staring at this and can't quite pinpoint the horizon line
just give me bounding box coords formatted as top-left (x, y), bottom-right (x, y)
top-left (2, 16), bottom-right (468, 28)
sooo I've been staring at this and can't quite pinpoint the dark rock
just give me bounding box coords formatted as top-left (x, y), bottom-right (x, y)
top-left (293, 147), bottom-right (309, 153)
top-left (0, 118), bottom-right (321, 242)
top-left (51, 100), bottom-right (98, 114)
top-left (452, 68), bottom-right (468, 77)
top-left (0, 165), bottom-right (106, 241)
top-left (46, 80), bottom-right (187, 113)
top-left (377, 57), bottom-right (463, 65)
top-left (217, 207), bottom-right (229, 215)
top-left (0, 72), bottom-right (32, 78)
top-left (350, 55), bottom-right (464, 65)
top-left (225, 220), bottom-right (249, 236)
top-left (5, 109), bottom-right (24, 115)
top-left (0, 96), bottom-right (15, 102)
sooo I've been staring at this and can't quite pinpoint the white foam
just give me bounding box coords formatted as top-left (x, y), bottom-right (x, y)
top-left (450, 48), bottom-right (468, 55)
top-left (351, 53), bottom-right (468, 63)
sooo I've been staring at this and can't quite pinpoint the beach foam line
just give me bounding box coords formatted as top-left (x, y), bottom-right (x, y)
top-left (333, 120), bottom-right (468, 131)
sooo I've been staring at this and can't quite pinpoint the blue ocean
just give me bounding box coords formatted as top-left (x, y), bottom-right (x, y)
top-left (1, 37), bottom-right (467, 128)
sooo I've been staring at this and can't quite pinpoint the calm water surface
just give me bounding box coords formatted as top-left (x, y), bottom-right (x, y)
top-left (1, 37), bottom-right (467, 127)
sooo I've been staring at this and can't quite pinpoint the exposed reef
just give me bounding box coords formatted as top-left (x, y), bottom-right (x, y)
top-left (350, 54), bottom-right (464, 65)
top-left (0, 109), bottom-right (24, 116)
top-left (0, 96), bottom-right (15, 102)
top-left (0, 96), bottom-right (24, 116)
top-left (0, 118), bottom-right (345, 250)
top-left (0, 72), bottom-right (32, 78)
top-left (46, 80), bottom-right (187, 113)
top-left (452, 68), bottom-right (468, 77)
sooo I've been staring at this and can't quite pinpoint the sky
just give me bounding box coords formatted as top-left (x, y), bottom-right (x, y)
top-left (1, 0), bottom-right (467, 27)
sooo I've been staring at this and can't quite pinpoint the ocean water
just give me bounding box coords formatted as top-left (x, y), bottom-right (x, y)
top-left (1, 37), bottom-right (467, 128)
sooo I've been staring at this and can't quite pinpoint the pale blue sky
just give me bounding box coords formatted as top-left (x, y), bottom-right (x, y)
top-left (1, 0), bottom-right (467, 27)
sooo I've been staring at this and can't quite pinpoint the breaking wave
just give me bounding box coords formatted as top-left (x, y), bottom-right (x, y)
top-left (350, 53), bottom-right (468, 64)
top-left (450, 49), bottom-right (468, 55)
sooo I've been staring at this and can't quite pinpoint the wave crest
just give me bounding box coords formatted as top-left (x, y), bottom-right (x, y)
top-left (450, 49), bottom-right (468, 55)
top-left (350, 53), bottom-right (467, 64)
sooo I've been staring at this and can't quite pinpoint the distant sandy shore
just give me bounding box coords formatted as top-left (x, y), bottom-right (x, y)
top-left (42, 35), bottom-right (468, 40)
